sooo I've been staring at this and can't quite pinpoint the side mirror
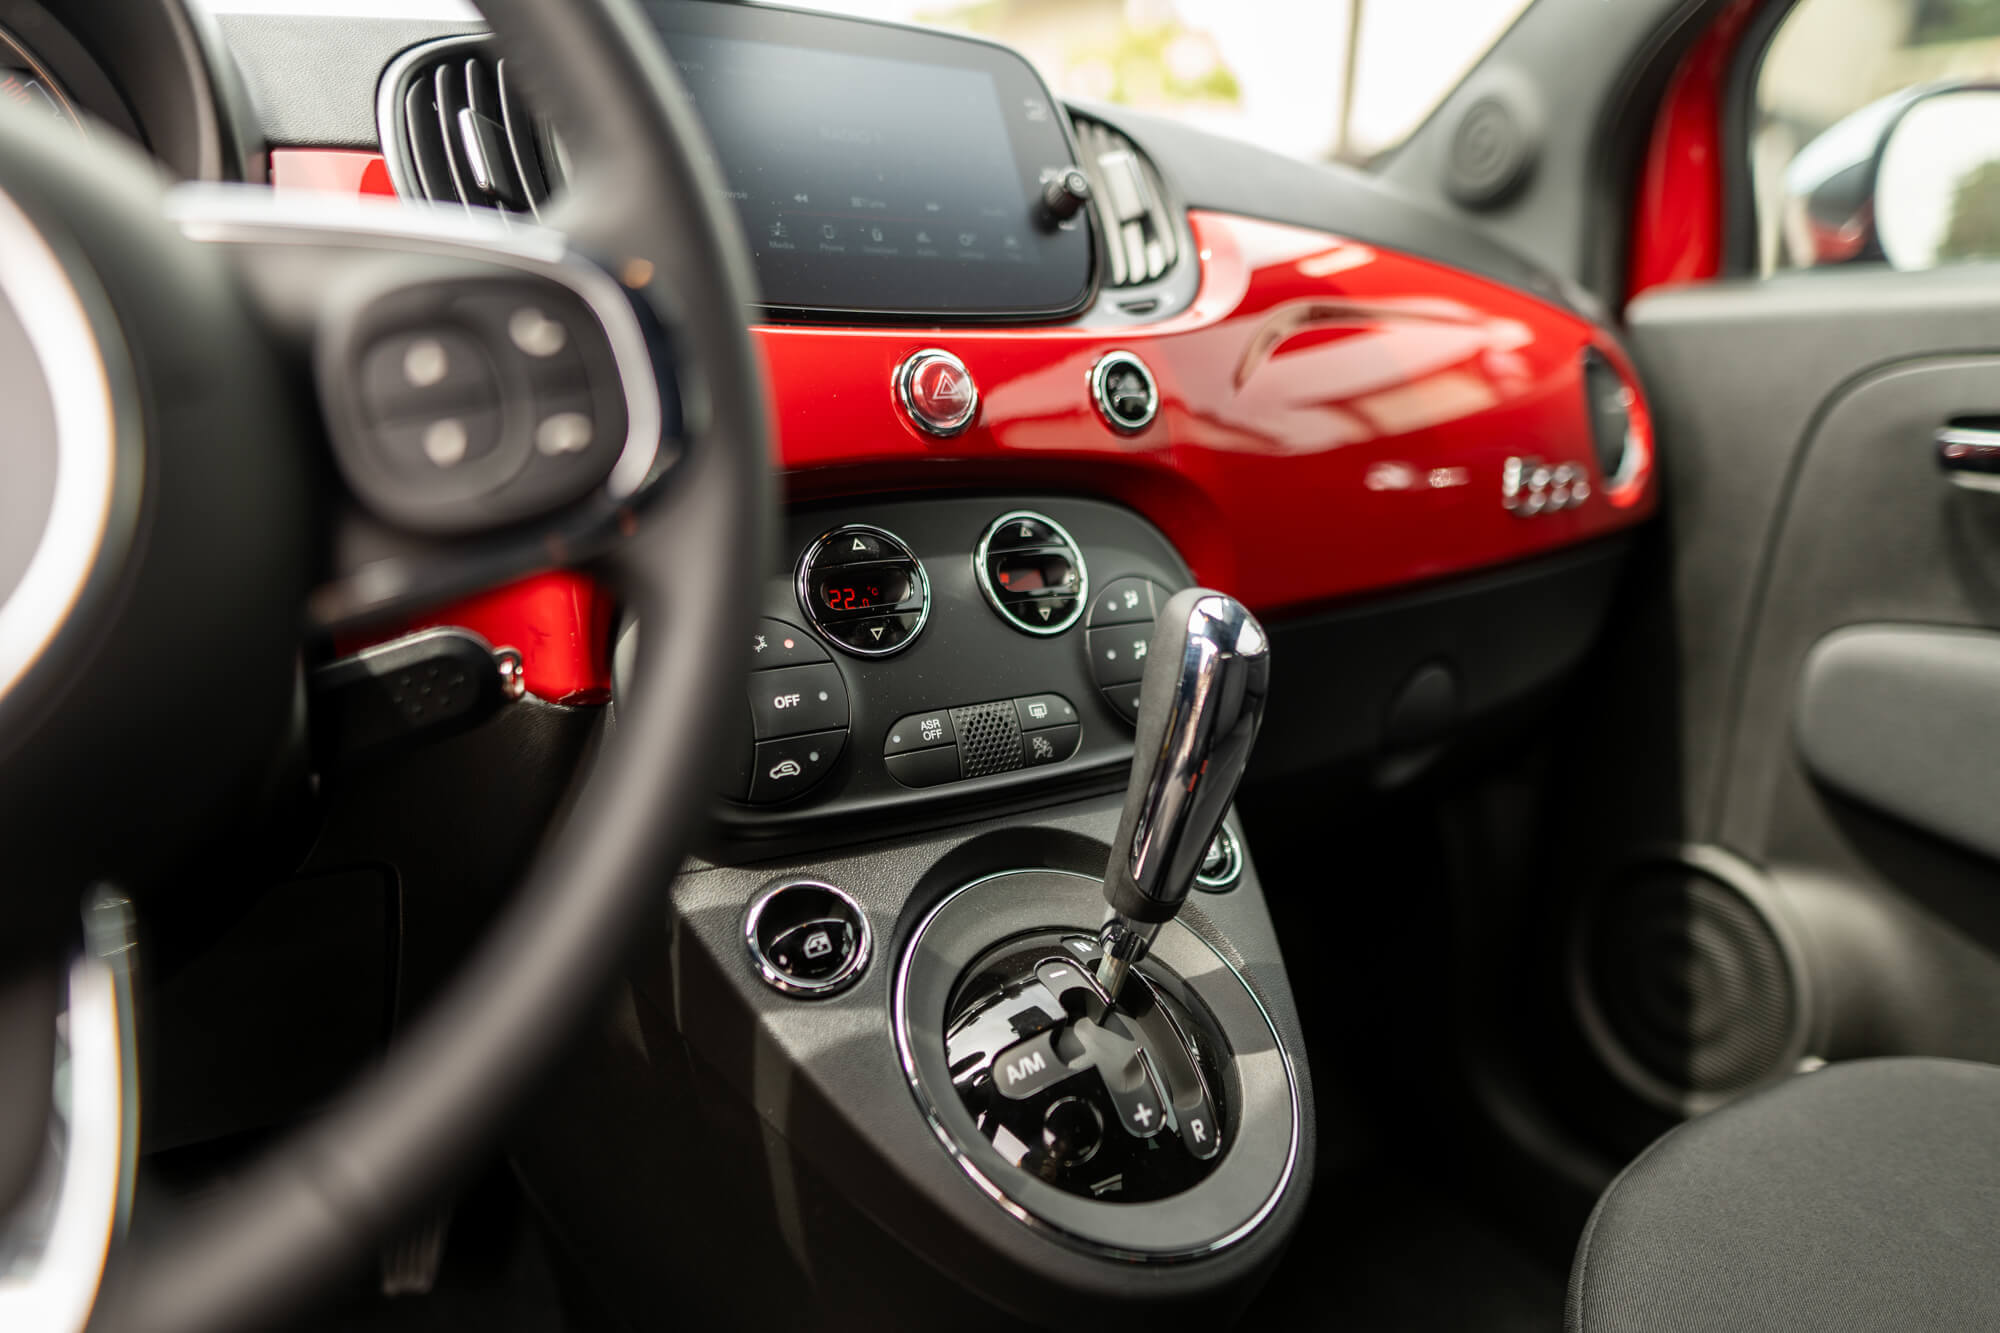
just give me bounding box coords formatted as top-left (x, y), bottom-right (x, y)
top-left (1781, 83), bottom-right (2000, 271)
top-left (1876, 88), bottom-right (2000, 269)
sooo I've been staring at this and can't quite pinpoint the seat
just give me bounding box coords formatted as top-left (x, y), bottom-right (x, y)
top-left (1566, 1057), bottom-right (2000, 1332)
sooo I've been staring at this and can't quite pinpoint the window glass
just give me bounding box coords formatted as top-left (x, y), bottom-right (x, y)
top-left (1755, 0), bottom-right (2000, 272)
top-left (766, 0), bottom-right (1536, 165)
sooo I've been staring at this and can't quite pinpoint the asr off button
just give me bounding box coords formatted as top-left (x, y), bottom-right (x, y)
top-left (896, 348), bottom-right (978, 437)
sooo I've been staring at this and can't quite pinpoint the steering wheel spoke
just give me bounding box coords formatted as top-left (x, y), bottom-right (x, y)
top-left (163, 184), bottom-right (683, 634)
top-left (0, 895), bottom-right (138, 1333)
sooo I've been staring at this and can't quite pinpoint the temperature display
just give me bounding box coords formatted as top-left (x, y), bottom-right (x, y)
top-left (798, 524), bottom-right (929, 658)
top-left (812, 567), bottom-right (911, 615)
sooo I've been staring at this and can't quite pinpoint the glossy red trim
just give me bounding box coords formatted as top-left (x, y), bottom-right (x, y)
top-left (762, 210), bottom-right (1654, 618)
top-left (269, 147), bottom-right (396, 197)
top-left (331, 571), bottom-right (614, 705)
top-left (1627, 0), bottom-right (1761, 301)
top-left (277, 164), bottom-right (1655, 685)
top-left (275, 150), bottom-right (614, 702)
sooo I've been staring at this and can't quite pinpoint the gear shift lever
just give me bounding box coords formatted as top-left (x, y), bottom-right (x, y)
top-left (1096, 588), bottom-right (1270, 1002)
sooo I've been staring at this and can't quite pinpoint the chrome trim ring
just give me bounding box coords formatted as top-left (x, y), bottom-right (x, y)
top-left (1088, 349), bottom-right (1158, 433)
top-left (972, 509), bottom-right (1089, 637)
top-left (1195, 824), bottom-right (1244, 891)
top-left (795, 523), bottom-right (931, 658)
top-left (744, 879), bottom-right (872, 999)
top-left (895, 347), bottom-right (978, 437)
top-left (0, 894), bottom-right (139, 1333)
top-left (0, 186), bottom-right (126, 708)
top-left (892, 868), bottom-right (1301, 1261)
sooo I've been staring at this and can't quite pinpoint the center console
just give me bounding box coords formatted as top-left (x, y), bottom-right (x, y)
top-left (542, 494), bottom-right (1313, 1329)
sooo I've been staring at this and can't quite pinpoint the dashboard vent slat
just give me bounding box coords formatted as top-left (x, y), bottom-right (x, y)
top-left (1072, 115), bottom-right (1179, 289)
top-left (431, 63), bottom-right (474, 208)
top-left (495, 58), bottom-right (550, 213)
top-left (384, 36), bottom-right (555, 215)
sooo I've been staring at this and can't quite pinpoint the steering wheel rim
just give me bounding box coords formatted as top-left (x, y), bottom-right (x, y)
top-left (79, 3), bottom-right (773, 1328)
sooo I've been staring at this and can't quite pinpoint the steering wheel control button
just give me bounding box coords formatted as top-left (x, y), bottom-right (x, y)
top-left (797, 525), bottom-right (931, 657)
top-left (1021, 724), bottom-right (1080, 767)
top-left (975, 511), bottom-right (1089, 636)
top-left (886, 744), bottom-right (962, 789)
top-left (884, 708), bottom-right (956, 758)
top-left (374, 408), bottom-right (504, 476)
top-left (896, 348), bottom-right (978, 437)
top-left (993, 1030), bottom-right (1072, 1101)
top-left (1090, 577), bottom-right (1161, 627)
top-left (361, 328), bottom-right (499, 421)
top-left (748, 662), bottom-right (849, 740)
top-left (534, 408), bottom-right (594, 456)
top-left (1090, 350), bottom-right (1159, 432)
top-left (324, 271), bottom-right (645, 534)
top-left (1013, 693), bottom-right (1076, 732)
top-left (749, 729), bottom-right (847, 804)
top-left (749, 618), bottom-right (828, 670)
top-left (507, 305), bottom-right (569, 358)
top-left (745, 881), bottom-right (871, 998)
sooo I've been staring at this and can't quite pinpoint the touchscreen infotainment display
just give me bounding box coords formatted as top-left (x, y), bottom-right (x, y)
top-left (646, 3), bottom-right (1096, 319)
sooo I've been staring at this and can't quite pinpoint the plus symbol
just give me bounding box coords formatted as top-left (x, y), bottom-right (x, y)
top-left (1133, 1103), bottom-right (1153, 1128)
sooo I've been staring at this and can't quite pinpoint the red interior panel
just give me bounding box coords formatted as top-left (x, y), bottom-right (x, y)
top-left (277, 151), bottom-right (1656, 699)
top-left (1628, 0), bottom-right (1760, 301)
top-left (763, 210), bottom-right (1652, 616)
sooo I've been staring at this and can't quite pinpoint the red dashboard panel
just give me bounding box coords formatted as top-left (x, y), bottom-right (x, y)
top-left (277, 151), bottom-right (1655, 695)
top-left (763, 210), bottom-right (1652, 617)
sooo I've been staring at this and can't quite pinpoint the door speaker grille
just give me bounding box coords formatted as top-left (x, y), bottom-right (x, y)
top-left (1576, 858), bottom-right (1802, 1111)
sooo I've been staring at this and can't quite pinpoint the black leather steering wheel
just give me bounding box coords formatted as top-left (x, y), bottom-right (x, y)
top-left (0, 2), bottom-right (769, 1330)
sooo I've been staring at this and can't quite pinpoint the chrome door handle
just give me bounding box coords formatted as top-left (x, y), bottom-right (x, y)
top-left (1937, 425), bottom-right (2000, 491)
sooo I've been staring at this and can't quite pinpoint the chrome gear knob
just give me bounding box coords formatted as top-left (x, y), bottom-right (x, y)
top-left (1096, 588), bottom-right (1270, 1000)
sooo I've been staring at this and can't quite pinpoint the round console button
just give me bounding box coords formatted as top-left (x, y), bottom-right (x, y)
top-left (896, 348), bottom-right (978, 437)
top-left (1042, 1096), bottom-right (1105, 1167)
top-left (1089, 350), bottom-right (1159, 433)
top-left (745, 880), bottom-right (872, 998)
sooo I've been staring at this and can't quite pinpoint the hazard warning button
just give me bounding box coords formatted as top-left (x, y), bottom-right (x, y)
top-left (896, 348), bottom-right (979, 437)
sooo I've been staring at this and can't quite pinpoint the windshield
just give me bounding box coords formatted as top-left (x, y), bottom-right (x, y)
top-left (763, 0), bottom-right (1537, 164)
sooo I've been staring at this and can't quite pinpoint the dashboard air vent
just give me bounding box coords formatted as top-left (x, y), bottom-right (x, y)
top-left (382, 37), bottom-right (562, 216)
top-left (1071, 116), bottom-right (1179, 288)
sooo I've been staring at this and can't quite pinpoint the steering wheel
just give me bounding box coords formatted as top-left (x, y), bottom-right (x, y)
top-left (0, 2), bottom-right (770, 1330)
